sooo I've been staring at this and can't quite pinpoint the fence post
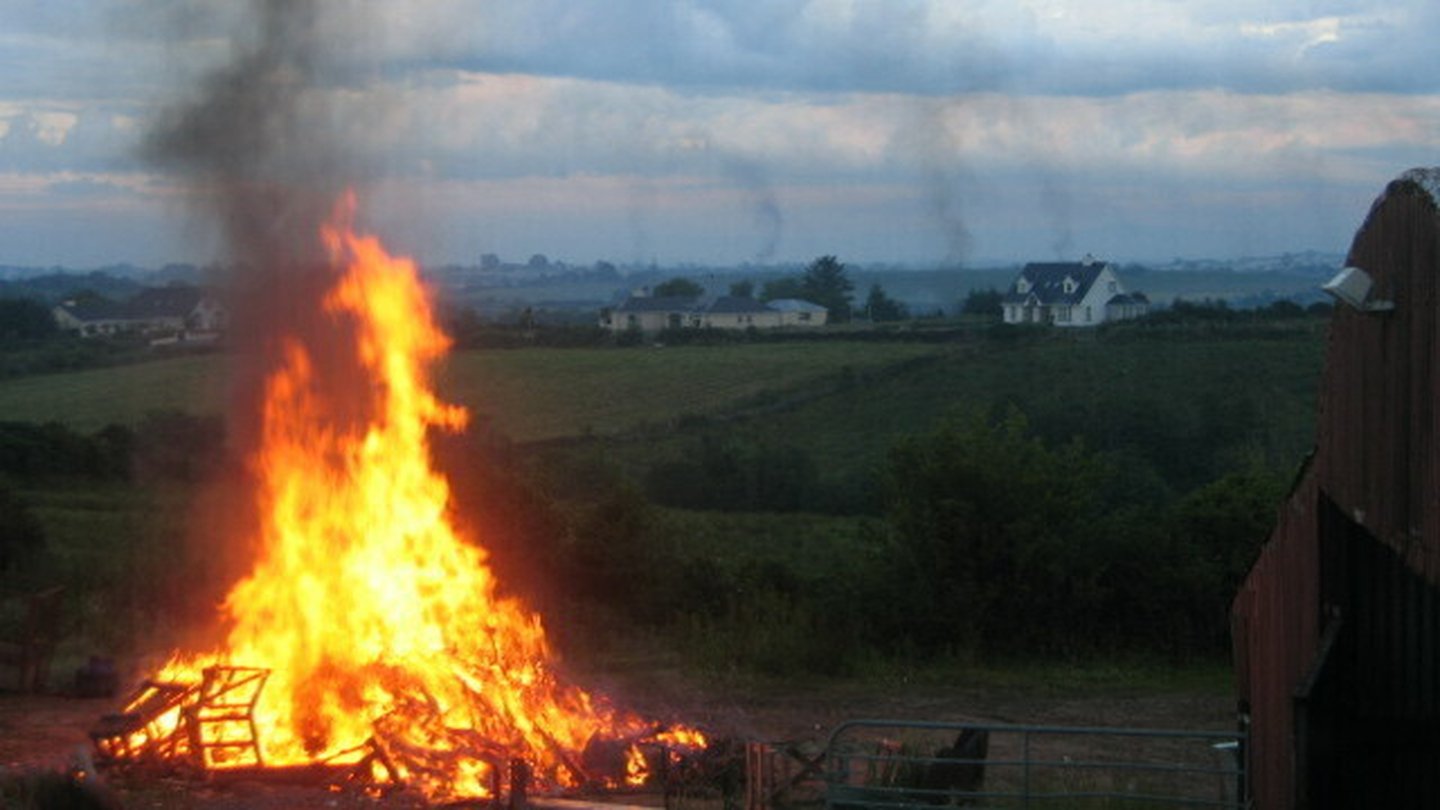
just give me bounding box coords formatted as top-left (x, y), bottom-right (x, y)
top-left (1022, 729), bottom-right (1031, 810)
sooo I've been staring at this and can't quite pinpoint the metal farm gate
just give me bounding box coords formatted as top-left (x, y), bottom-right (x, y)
top-left (746, 719), bottom-right (1246, 810)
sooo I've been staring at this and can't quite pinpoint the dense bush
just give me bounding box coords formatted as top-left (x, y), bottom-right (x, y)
top-left (0, 483), bottom-right (46, 573)
top-left (131, 411), bottom-right (228, 481)
top-left (876, 409), bottom-right (1280, 657)
top-left (0, 422), bottom-right (132, 479)
top-left (644, 436), bottom-right (821, 512)
top-left (0, 298), bottom-right (58, 342)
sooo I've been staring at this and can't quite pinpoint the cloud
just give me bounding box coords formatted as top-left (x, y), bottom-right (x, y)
top-left (0, 0), bottom-right (1434, 267)
top-left (0, 106), bottom-right (143, 172)
top-left (336, 1), bottom-right (1440, 97)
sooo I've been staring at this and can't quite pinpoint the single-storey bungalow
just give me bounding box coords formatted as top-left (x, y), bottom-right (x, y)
top-left (600, 291), bottom-right (828, 333)
top-left (53, 285), bottom-right (228, 339)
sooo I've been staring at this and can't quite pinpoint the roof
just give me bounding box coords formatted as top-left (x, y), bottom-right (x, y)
top-left (1002, 261), bottom-right (1109, 306)
top-left (127, 286), bottom-right (206, 318)
top-left (703, 296), bottom-right (773, 314)
top-left (53, 285), bottom-right (215, 325)
top-left (767, 298), bottom-right (827, 313)
top-left (54, 298), bottom-right (128, 322)
top-left (1107, 293), bottom-right (1148, 306)
top-left (613, 295), bottom-right (700, 313)
top-left (1396, 166), bottom-right (1440, 207)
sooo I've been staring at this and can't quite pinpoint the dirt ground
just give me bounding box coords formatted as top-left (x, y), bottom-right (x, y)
top-left (0, 662), bottom-right (1235, 809)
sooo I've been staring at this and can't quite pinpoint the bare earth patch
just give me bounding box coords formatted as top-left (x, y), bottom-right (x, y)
top-left (0, 662), bottom-right (1234, 808)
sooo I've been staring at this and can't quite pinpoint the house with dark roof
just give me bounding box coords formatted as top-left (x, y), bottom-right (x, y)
top-left (50, 298), bottom-right (131, 337)
top-left (696, 296), bottom-right (784, 329)
top-left (599, 290), bottom-right (826, 332)
top-left (600, 294), bottom-right (702, 332)
top-left (1001, 257), bottom-right (1148, 327)
top-left (53, 285), bottom-right (227, 339)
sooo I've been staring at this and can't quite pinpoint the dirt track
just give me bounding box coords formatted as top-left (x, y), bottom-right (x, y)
top-left (0, 665), bottom-right (1234, 808)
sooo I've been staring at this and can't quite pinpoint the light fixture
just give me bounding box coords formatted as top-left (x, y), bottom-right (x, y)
top-left (1322, 266), bottom-right (1394, 313)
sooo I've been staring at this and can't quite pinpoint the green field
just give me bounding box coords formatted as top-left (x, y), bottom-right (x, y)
top-left (0, 355), bottom-right (230, 432)
top-left (439, 342), bottom-right (944, 441)
top-left (0, 342), bottom-right (944, 439)
top-left (574, 324), bottom-right (1328, 506)
top-left (1, 321), bottom-right (1330, 670)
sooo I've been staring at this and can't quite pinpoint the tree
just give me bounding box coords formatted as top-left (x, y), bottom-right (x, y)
top-left (884, 408), bottom-right (1111, 654)
top-left (961, 288), bottom-right (1003, 318)
top-left (0, 298), bottom-right (59, 341)
top-left (863, 284), bottom-right (908, 322)
top-left (801, 255), bottom-right (854, 322)
top-left (0, 484), bottom-right (45, 572)
top-left (526, 254), bottom-right (550, 270)
top-left (759, 276), bottom-right (805, 302)
top-left (653, 277), bottom-right (704, 298)
top-left (1262, 299), bottom-right (1304, 319)
top-left (729, 279), bottom-right (755, 299)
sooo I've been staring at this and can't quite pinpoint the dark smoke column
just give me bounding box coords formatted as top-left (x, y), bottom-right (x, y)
top-left (142, 0), bottom-right (377, 444)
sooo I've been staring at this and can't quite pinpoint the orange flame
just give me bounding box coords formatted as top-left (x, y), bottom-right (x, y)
top-left (147, 193), bottom-right (698, 800)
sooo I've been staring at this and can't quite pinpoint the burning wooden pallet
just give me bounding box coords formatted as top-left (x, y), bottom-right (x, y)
top-left (89, 666), bottom-right (268, 772)
top-left (89, 664), bottom-right (732, 805)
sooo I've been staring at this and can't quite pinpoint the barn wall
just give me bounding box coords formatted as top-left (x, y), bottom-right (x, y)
top-left (1232, 477), bottom-right (1320, 810)
top-left (1314, 184), bottom-right (1440, 574)
top-left (1233, 171), bottom-right (1440, 809)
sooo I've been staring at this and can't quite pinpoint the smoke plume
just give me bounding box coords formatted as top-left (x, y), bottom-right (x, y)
top-left (142, 0), bottom-right (380, 444)
top-left (721, 155), bottom-right (783, 262)
top-left (905, 99), bottom-right (971, 268)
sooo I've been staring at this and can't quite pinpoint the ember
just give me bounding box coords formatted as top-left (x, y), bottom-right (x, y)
top-left (92, 193), bottom-right (704, 802)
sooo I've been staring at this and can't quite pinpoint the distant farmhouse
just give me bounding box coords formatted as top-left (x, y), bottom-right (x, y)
top-left (53, 285), bottom-right (227, 340)
top-left (1001, 257), bottom-right (1148, 327)
top-left (600, 290), bottom-right (827, 333)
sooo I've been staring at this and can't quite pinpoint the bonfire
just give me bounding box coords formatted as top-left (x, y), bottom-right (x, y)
top-left (91, 193), bottom-right (704, 802)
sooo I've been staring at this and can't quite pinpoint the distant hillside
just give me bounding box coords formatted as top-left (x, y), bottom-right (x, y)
top-left (0, 264), bottom-right (206, 303)
top-left (1136, 250), bottom-right (1344, 278)
top-left (0, 272), bottom-right (147, 304)
top-left (0, 252), bottom-right (1337, 314)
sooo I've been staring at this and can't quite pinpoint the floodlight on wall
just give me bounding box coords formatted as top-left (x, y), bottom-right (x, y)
top-left (1322, 266), bottom-right (1394, 313)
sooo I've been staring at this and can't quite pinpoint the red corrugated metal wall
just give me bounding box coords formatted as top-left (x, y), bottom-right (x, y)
top-left (1233, 171), bottom-right (1440, 809)
top-left (1232, 478), bottom-right (1320, 810)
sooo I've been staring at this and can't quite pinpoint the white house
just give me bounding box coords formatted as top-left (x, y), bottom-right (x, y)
top-left (1000, 257), bottom-right (1148, 327)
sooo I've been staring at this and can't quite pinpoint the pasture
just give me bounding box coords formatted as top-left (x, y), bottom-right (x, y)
top-left (0, 342), bottom-right (944, 440)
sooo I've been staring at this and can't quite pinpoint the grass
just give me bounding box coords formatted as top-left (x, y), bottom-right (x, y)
top-left (437, 342), bottom-right (944, 441)
top-left (850, 656), bottom-right (1235, 698)
top-left (583, 323), bottom-right (1327, 500)
top-left (9, 480), bottom-right (243, 661)
top-left (0, 342), bottom-right (943, 439)
top-left (0, 355), bottom-right (230, 432)
top-left (0, 324), bottom-right (1326, 682)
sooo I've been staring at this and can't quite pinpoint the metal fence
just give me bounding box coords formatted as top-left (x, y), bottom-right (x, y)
top-left (814, 719), bottom-right (1245, 810)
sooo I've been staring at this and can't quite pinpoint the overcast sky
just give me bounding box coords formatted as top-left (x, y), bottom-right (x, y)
top-left (1, 0), bottom-right (1437, 268)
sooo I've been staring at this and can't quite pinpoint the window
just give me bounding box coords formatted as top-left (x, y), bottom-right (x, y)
top-left (1055, 305), bottom-right (1071, 322)
top-left (1016, 278), bottom-right (1031, 294)
top-left (1107, 281), bottom-right (1117, 293)
top-left (1085, 306), bottom-right (1092, 322)
top-left (1062, 276), bottom-right (1076, 294)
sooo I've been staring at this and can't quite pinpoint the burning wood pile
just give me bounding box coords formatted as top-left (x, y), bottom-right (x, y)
top-left (86, 197), bottom-right (714, 804)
